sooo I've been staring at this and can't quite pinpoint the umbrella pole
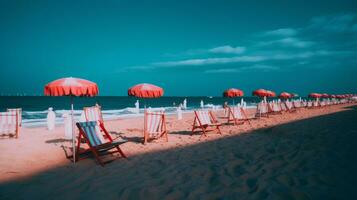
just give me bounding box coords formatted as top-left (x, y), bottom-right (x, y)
top-left (71, 96), bottom-right (75, 164)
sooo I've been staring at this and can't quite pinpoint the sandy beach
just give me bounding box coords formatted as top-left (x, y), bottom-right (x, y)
top-left (0, 104), bottom-right (356, 199)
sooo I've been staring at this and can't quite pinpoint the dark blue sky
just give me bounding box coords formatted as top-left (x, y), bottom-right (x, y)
top-left (0, 0), bottom-right (357, 96)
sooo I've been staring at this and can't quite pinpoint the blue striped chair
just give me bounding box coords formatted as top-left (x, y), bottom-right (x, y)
top-left (76, 121), bottom-right (127, 166)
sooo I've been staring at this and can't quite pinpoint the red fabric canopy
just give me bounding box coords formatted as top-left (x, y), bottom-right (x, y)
top-left (44, 77), bottom-right (99, 96)
top-left (128, 83), bottom-right (164, 98)
top-left (321, 93), bottom-right (329, 98)
top-left (266, 90), bottom-right (276, 97)
top-left (223, 88), bottom-right (244, 97)
top-left (252, 89), bottom-right (267, 97)
top-left (279, 92), bottom-right (292, 99)
top-left (308, 93), bottom-right (322, 98)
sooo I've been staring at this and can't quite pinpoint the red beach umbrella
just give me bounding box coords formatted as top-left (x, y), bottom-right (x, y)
top-left (44, 77), bottom-right (98, 96)
top-left (266, 90), bottom-right (276, 97)
top-left (44, 77), bottom-right (99, 164)
top-left (252, 89), bottom-right (268, 97)
top-left (308, 93), bottom-right (322, 98)
top-left (128, 83), bottom-right (163, 98)
top-left (321, 93), bottom-right (329, 98)
top-left (279, 92), bottom-right (292, 99)
top-left (223, 88), bottom-right (244, 97)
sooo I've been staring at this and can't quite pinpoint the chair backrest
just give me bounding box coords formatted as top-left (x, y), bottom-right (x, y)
top-left (313, 101), bottom-right (319, 107)
top-left (0, 112), bottom-right (18, 134)
top-left (77, 121), bottom-right (106, 147)
top-left (230, 106), bottom-right (243, 119)
top-left (7, 108), bottom-right (21, 126)
top-left (285, 101), bottom-right (293, 110)
top-left (84, 106), bottom-right (103, 123)
top-left (271, 102), bottom-right (281, 112)
top-left (145, 111), bottom-right (164, 134)
top-left (280, 102), bottom-right (287, 111)
top-left (258, 102), bottom-right (269, 114)
top-left (195, 110), bottom-right (212, 125)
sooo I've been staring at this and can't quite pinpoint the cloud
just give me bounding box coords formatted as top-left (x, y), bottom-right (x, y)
top-left (208, 45), bottom-right (246, 54)
top-left (204, 65), bottom-right (279, 73)
top-left (263, 28), bottom-right (298, 36)
top-left (153, 56), bottom-right (265, 67)
top-left (259, 37), bottom-right (314, 48)
top-left (309, 13), bottom-right (357, 33)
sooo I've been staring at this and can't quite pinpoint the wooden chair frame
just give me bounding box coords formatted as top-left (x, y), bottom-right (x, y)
top-left (143, 110), bottom-right (168, 144)
top-left (0, 112), bottom-right (19, 139)
top-left (76, 122), bottom-right (127, 166)
top-left (192, 110), bottom-right (222, 136)
top-left (226, 106), bottom-right (252, 126)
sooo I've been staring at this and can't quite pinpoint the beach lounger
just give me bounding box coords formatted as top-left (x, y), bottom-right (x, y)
top-left (192, 110), bottom-right (222, 136)
top-left (84, 105), bottom-right (103, 124)
top-left (226, 106), bottom-right (251, 126)
top-left (7, 108), bottom-right (22, 127)
top-left (270, 102), bottom-right (282, 114)
top-left (307, 101), bottom-right (313, 108)
top-left (256, 102), bottom-right (269, 117)
top-left (0, 111), bottom-right (19, 138)
top-left (144, 110), bottom-right (168, 144)
top-left (76, 121), bottom-right (127, 166)
top-left (285, 101), bottom-right (296, 112)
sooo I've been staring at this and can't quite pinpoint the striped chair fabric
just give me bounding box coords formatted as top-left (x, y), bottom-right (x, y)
top-left (196, 110), bottom-right (212, 125)
top-left (7, 108), bottom-right (22, 126)
top-left (0, 112), bottom-right (18, 134)
top-left (146, 111), bottom-right (164, 137)
top-left (286, 101), bottom-right (293, 110)
top-left (271, 102), bottom-right (281, 112)
top-left (84, 106), bottom-right (103, 122)
top-left (280, 102), bottom-right (287, 111)
top-left (258, 102), bottom-right (269, 114)
top-left (231, 106), bottom-right (243, 119)
top-left (77, 121), bottom-right (106, 147)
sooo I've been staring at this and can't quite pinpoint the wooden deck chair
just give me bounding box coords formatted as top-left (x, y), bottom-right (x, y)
top-left (0, 111), bottom-right (19, 138)
top-left (280, 102), bottom-right (288, 112)
top-left (76, 121), bottom-right (127, 166)
top-left (256, 102), bottom-right (269, 117)
top-left (307, 101), bottom-right (313, 108)
top-left (285, 101), bottom-right (296, 112)
top-left (270, 102), bottom-right (282, 114)
top-left (84, 105), bottom-right (103, 124)
top-left (226, 106), bottom-right (251, 126)
top-left (192, 110), bottom-right (222, 136)
top-left (7, 108), bottom-right (22, 127)
top-left (313, 100), bottom-right (320, 108)
top-left (144, 110), bottom-right (168, 144)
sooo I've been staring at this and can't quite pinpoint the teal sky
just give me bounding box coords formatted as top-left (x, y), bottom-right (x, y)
top-left (0, 0), bottom-right (357, 96)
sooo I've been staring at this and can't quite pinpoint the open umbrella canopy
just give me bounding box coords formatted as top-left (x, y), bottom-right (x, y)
top-left (128, 83), bottom-right (164, 98)
top-left (321, 93), bottom-right (329, 98)
top-left (44, 77), bottom-right (98, 96)
top-left (308, 93), bottom-right (322, 98)
top-left (279, 92), bottom-right (292, 99)
top-left (252, 89), bottom-right (267, 97)
top-left (223, 88), bottom-right (244, 97)
top-left (266, 90), bottom-right (276, 97)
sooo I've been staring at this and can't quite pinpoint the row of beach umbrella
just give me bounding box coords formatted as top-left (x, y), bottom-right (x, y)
top-left (43, 77), bottom-right (356, 163)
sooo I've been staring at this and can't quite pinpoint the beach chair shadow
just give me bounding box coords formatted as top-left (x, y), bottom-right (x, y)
top-left (119, 135), bottom-right (143, 144)
top-left (168, 131), bottom-right (192, 135)
top-left (46, 138), bottom-right (72, 144)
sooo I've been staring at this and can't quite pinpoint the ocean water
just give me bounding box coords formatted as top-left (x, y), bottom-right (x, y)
top-left (0, 96), bottom-right (264, 127)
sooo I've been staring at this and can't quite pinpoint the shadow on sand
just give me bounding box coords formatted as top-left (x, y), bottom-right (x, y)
top-left (1, 106), bottom-right (357, 199)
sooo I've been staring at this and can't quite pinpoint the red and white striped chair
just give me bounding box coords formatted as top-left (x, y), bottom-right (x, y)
top-left (84, 105), bottom-right (103, 124)
top-left (7, 108), bottom-right (22, 127)
top-left (270, 102), bottom-right (282, 114)
top-left (226, 106), bottom-right (251, 126)
top-left (0, 111), bottom-right (19, 138)
top-left (144, 110), bottom-right (168, 144)
top-left (192, 110), bottom-right (222, 136)
top-left (285, 101), bottom-right (296, 112)
top-left (256, 102), bottom-right (269, 117)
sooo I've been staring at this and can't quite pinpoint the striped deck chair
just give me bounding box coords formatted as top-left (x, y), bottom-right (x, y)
top-left (226, 106), bottom-right (252, 126)
top-left (76, 121), bottom-right (127, 166)
top-left (144, 111), bottom-right (168, 144)
top-left (313, 100), bottom-right (320, 108)
top-left (7, 108), bottom-right (22, 127)
top-left (285, 101), bottom-right (296, 112)
top-left (192, 110), bottom-right (222, 136)
top-left (84, 106), bottom-right (103, 124)
top-left (0, 112), bottom-right (19, 138)
top-left (280, 102), bottom-right (288, 112)
top-left (270, 102), bottom-right (282, 114)
top-left (256, 102), bottom-right (269, 117)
